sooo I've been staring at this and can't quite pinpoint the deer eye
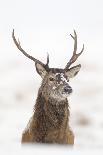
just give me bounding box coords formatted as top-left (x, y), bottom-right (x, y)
top-left (49, 77), bottom-right (55, 81)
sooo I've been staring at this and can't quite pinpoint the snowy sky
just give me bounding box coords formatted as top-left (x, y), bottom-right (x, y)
top-left (0, 0), bottom-right (103, 67)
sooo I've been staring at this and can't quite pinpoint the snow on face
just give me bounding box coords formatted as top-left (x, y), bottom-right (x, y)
top-left (52, 86), bottom-right (57, 90)
top-left (55, 73), bottom-right (68, 84)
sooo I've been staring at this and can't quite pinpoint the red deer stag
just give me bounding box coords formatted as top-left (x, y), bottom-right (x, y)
top-left (12, 30), bottom-right (84, 145)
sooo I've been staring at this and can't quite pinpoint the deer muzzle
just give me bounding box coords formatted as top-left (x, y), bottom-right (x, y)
top-left (63, 85), bottom-right (72, 94)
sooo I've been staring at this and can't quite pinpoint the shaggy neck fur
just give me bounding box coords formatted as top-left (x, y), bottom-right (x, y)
top-left (32, 91), bottom-right (70, 143)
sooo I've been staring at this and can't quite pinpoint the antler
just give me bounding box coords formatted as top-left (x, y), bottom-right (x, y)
top-left (12, 29), bottom-right (49, 69)
top-left (65, 30), bottom-right (84, 70)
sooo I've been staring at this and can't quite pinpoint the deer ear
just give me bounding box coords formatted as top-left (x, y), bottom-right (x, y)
top-left (65, 64), bottom-right (81, 79)
top-left (35, 62), bottom-right (47, 78)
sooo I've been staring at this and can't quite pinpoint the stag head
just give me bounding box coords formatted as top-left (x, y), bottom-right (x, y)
top-left (12, 30), bottom-right (84, 100)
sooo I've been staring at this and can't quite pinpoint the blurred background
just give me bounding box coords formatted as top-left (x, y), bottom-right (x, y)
top-left (0, 0), bottom-right (103, 153)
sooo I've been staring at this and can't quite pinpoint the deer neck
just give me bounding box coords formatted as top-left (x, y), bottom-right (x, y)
top-left (34, 91), bottom-right (70, 128)
top-left (31, 91), bottom-right (70, 142)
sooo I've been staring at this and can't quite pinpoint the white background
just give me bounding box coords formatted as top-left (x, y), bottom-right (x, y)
top-left (0, 0), bottom-right (103, 154)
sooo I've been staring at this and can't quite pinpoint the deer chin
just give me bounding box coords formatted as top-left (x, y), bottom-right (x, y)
top-left (50, 91), bottom-right (72, 102)
top-left (62, 91), bottom-right (73, 98)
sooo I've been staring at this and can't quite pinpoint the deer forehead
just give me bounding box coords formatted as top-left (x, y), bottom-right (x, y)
top-left (56, 73), bottom-right (67, 82)
top-left (48, 72), bottom-right (68, 83)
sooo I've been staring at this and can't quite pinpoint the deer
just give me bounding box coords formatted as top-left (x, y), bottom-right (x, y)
top-left (12, 29), bottom-right (84, 145)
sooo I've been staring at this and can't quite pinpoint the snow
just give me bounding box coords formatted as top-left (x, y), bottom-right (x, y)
top-left (1, 144), bottom-right (103, 155)
top-left (59, 73), bottom-right (68, 83)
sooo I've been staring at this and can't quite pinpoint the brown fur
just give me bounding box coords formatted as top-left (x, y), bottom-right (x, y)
top-left (22, 91), bottom-right (74, 145)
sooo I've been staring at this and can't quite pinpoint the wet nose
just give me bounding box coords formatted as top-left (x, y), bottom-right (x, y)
top-left (64, 86), bottom-right (72, 93)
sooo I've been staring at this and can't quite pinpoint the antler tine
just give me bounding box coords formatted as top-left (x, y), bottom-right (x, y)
top-left (77, 44), bottom-right (84, 56)
top-left (46, 52), bottom-right (49, 67)
top-left (65, 30), bottom-right (84, 70)
top-left (70, 30), bottom-right (77, 54)
top-left (12, 29), bottom-right (48, 67)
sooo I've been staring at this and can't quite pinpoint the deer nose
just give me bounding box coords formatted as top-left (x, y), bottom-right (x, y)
top-left (64, 86), bottom-right (72, 94)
